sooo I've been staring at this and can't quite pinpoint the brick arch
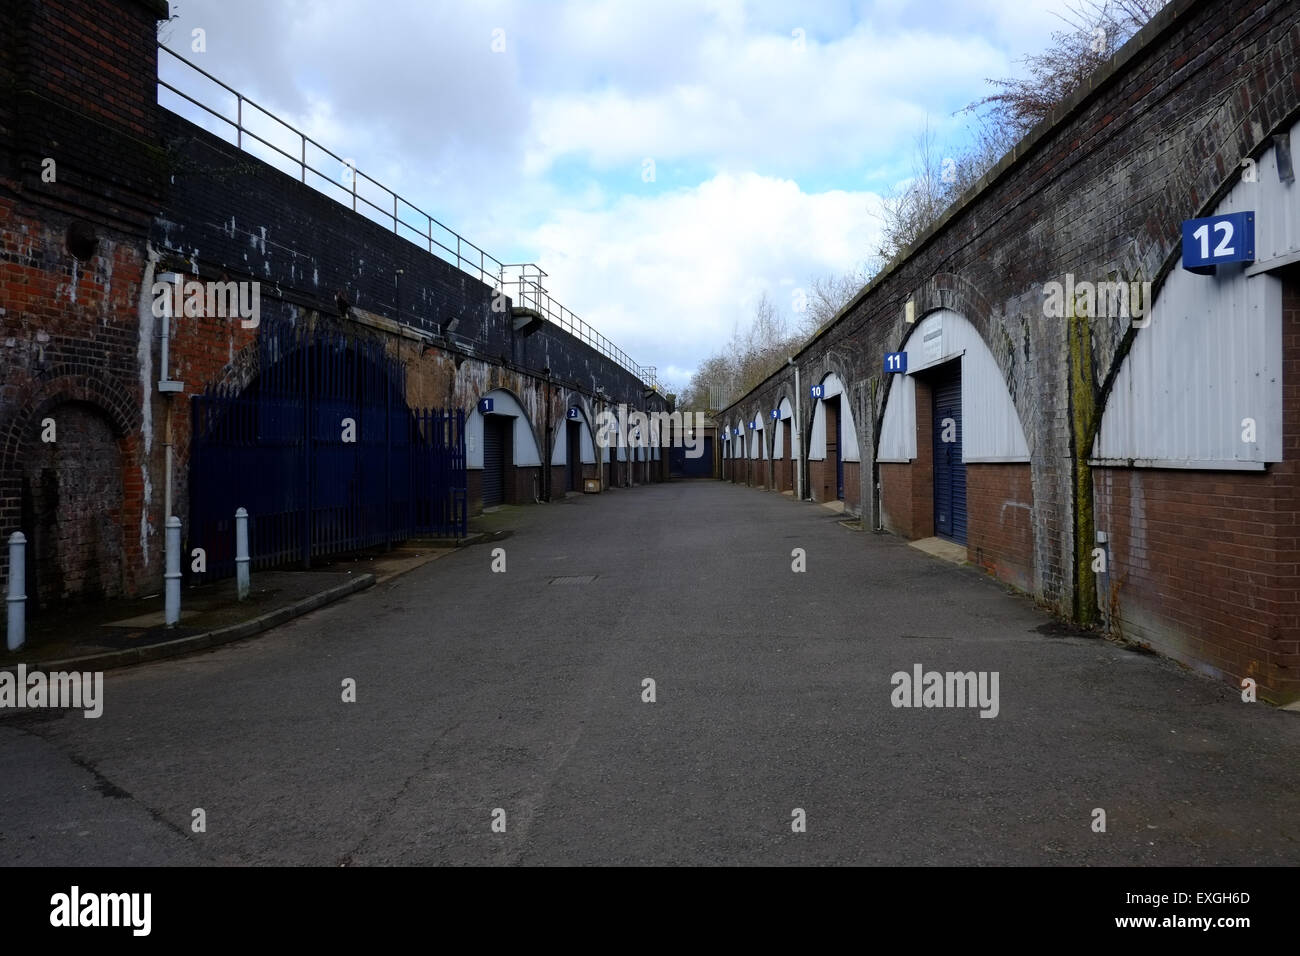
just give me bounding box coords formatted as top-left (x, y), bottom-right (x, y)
top-left (474, 384), bottom-right (545, 468)
top-left (0, 369), bottom-right (142, 588)
top-left (1, 368), bottom-right (140, 482)
top-left (557, 389), bottom-right (599, 467)
top-left (746, 405), bottom-right (766, 457)
top-left (1093, 112), bottom-right (1298, 448)
top-left (887, 272), bottom-right (1029, 452)
top-left (806, 361), bottom-right (854, 444)
top-left (208, 334), bottom-right (265, 396)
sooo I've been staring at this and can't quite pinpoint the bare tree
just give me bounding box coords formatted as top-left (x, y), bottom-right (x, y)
top-left (965, 0), bottom-right (1167, 141)
top-left (873, 0), bottom-right (1166, 264)
top-left (800, 271), bottom-right (867, 336)
top-left (874, 121), bottom-right (954, 262)
top-left (680, 354), bottom-right (739, 413)
top-left (683, 291), bottom-right (809, 411)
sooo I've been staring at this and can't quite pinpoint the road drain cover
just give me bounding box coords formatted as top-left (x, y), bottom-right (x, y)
top-left (550, 575), bottom-right (598, 585)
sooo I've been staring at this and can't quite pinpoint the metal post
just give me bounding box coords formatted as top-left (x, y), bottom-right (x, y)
top-left (165, 516), bottom-right (182, 627)
top-left (6, 532), bottom-right (26, 651)
top-left (235, 508), bottom-right (250, 601)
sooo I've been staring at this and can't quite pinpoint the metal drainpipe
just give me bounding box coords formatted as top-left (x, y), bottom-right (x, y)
top-left (790, 358), bottom-right (803, 500)
top-left (543, 375), bottom-right (552, 502)
top-left (157, 273), bottom-right (184, 575)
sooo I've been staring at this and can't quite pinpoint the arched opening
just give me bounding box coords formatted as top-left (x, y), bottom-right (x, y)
top-left (773, 397), bottom-right (796, 493)
top-left (748, 414), bottom-right (765, 488)
top-left (808, 372), bottom-right (860, 505)
top-left (190, 327), bottom-right (467, 577)
top-left (468, 388), bottom-right (543, 509)
top-left (551, 402), bottom-right (597, 496)
top-left (21, 400), bottom-right (127, 610)
top-left (876, 308), bottom-right (1030, 574)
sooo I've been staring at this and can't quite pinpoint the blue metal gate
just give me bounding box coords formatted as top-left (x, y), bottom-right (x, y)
top-left (189, 322), bottom-right (467, 581)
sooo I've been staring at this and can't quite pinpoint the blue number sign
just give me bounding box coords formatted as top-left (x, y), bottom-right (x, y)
top-left (1182, 212), bottom-right (1254, 271)
top-left (884, 352), bottom-right (907, 373)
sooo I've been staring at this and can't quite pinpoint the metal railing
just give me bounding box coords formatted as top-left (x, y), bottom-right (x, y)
top-left (498, 264), bottom-right (657, 390)
top-left (156, 44), bottom-right (660, 393)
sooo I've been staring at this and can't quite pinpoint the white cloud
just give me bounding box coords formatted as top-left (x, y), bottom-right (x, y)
top-left (524, 172), bottom-right (882, 386)
top-left (160, 0), bottom-right (1087, 386)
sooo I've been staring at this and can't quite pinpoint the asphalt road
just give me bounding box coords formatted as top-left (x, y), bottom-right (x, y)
top-left (3, 481), bottom-right (1298, 865)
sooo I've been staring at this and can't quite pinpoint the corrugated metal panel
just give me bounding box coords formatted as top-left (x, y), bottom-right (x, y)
top-left (877, 374), bottom-right (916, 461)
top-left (1094, 121), bottom-right (1295, 465)
top-left (809, 374), bottom-right (862, 461)
top-left (1234, 120), bottom-right (1300, 263)
top-left (877, 309), bottom-right (1029, 462)
top-left (1092, 128), bottom-right (1293, 466)
top-left (468, 390), bottom-right (542, 468)
top-left (1093, 268), bottom-right (1282, 463)
top-left (774, 397), bottom-right (794, 456)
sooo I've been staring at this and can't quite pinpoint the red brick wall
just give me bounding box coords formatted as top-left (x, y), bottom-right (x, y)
top-left (809, 457), bottom-right (829, 502)
top-left (880, 463), bottom-right (914, 537)
top-left (1092, 275), bottom-right (1300, 704)
top-left (843, 461), bottom-right (861, 512)
top-left (774, 456), bottom-right (793, 492)
top-left (880, 378), bottom-right (935, 540)
top-left (967, 464), bottom-right (1035, 594)
top-left (0, 197), bottom-right (152, 597)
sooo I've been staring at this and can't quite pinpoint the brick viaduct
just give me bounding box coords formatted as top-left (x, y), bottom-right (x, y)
top-left (1, 0), bottom-right (668, 608)
top-left (721, 0), bottom-right (1300, 703)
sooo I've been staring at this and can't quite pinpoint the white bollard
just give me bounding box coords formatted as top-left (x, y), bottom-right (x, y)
top-left (235, 507), bottom-right (250, 601)
top-left (6, 531), bottom-right (26, 652)
top-left (165, 516), bottom-right (182, 627)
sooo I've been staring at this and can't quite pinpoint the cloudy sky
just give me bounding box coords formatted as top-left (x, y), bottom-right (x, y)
top-left (160, 0), bottom-right (1077, 392)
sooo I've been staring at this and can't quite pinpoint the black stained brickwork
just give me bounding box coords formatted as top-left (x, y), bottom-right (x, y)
top-left (152, 115), bottom-right (664, 411)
